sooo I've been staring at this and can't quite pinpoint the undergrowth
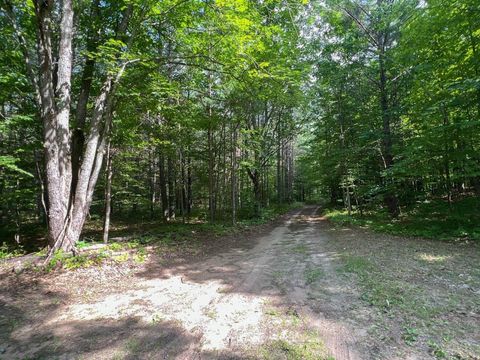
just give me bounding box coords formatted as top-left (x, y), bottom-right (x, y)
top-left (335, 237), bottom-right (480, 359)
top-left (324, 197), bottom-right (480, 241)
top-left (12, 203), bottom-right (302, 272)
top-left (0, 242), bottom-right (25, 260)
top-left (0, 203), bottom-right (301, 263)
top-left (43, 246), bottom-right (147, 272)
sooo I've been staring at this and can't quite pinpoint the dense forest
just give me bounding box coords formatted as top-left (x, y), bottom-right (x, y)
top-left (1, 1), bottom-right (479, 359)
top-left (299, 0), bottom-right (480, 240)
top-left (1, 0), bottom-right (306, 256)
top-left (1, 0), bottom-right (479, 256)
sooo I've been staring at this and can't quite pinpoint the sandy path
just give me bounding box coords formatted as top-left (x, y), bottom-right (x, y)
top-left (1, 207), bottom-right (372, 359)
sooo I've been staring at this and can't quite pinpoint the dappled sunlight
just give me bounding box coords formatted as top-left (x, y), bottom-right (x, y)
top-left (2, 0), bottom-right (478, 356)
top-left (417, 253), bottom-right (452, 264)
top-left (53, 275), bottom-right (268, 352)
top-left (1, 206), bottom-right (367, 359)
top-left (5, 206), bottom-right (477, 359)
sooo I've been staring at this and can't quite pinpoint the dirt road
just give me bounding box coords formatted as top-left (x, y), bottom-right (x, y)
top-left (1, 206), bottom-right (479, 359)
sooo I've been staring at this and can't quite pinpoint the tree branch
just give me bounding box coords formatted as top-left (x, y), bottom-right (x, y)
top-left (340, 5), bottom-right (379, 47)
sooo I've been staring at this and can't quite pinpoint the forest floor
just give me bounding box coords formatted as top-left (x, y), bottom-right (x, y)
top-left (0, 206), bottom-right (479, 360)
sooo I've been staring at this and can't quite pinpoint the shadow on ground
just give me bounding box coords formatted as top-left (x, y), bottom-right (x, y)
top-left (0, 277), bottom-right (253, 359)
top-left (1, 206), bottom-right (479, 359)
top-left (0, 209), bottom-right (315, 359)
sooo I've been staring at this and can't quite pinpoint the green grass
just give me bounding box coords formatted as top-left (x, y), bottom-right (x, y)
top-left (342, 255), bottom-right (372, 273)
top-left (93, 203), bottom-right (302, 253)
top-left (322, 197), bottom-right (480, 358)
top-left (337, 250), bottom-right (480, 357)
top-left (42, 245), bottom-right (148, 271)
top-left (108, 242), bottom-right (123, 251)
top-left (427, 340), bottom-right (447, 359)
top-left (0, 202), bottom-right (302, 261)
top-left (108, 207), bottom-right (290, 250)
top-left (292, 244), bottom-right (308, 254)
top-left (1, 203), bottom-right (301, 269)
top-left (339, 254), bottom-right (431, 314)
top-left (304, 268), bottom-right (324, 285)
top-left (261, 338), bottom-right (328, 360)
top-left (76, 240), bottom-right (97, 249)
top-left (325, 197), bottom-right (480, 241)
top-left (124, 338), bottom-right (141, 353)
top-left (44, 250), bottom-right (111, 271)
top-left (402, 326), bottom-right (419, 346)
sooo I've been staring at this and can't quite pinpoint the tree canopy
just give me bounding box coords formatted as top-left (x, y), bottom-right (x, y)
top-left (0, 0), bottom-right (479, 254)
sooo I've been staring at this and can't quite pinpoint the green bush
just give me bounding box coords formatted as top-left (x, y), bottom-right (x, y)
top-left (325, 197), bottom-right (480, 242)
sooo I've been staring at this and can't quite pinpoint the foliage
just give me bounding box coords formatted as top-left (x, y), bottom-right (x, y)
top-left (301, 0), bottom-right (480, 223)
top-left (0, 242), bottom-right (25, 260)
top-left (0, 0), bottom-right (308, 254)
top-left (325, 197), bottom-right (480, 241)
top-left (0, 0), bottom-right (478, 257)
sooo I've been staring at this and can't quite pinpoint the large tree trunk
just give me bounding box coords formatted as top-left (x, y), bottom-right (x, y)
top-left (34, 0), bottom-right (73, 250)
top-left (25, 0), bottom-right (136, 258)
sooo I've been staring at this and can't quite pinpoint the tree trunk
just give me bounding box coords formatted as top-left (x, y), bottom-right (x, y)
top-left (208, 127), bottom-right (216, 222)
top-left (167, 154), bottom-right (175, 220)
top-left (231, 126), bottom-right (238, 225)
top-left (26, 0), bottom-right (136, 259)
top-left (34, 0), bottom-right (73, 250)
top-left (103, 142), bottom-right (113, 243)
top-left (159, 153), bottom-right (168, 221)
top-left (379, 42), bottom-right (399, 217)
top-left (179, 150), bottom-right (186, 223)
top-left (187, 155), bottom-right (192, 214)
top-left (277, 134), bottom-right (284, 203)
top-left (247, 168), bottom-right (261, 218)
top-left (149, 150), bottom-right (157, 219)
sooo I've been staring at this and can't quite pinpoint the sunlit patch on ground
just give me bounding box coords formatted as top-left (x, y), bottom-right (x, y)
top-left (417, 253), bottom-right (451, 263)
top-left (1, 206), bottom-right (478, 359)
top-left (51, 275), bottom-right (268, 352)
